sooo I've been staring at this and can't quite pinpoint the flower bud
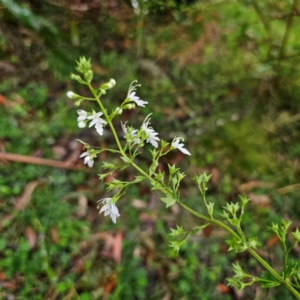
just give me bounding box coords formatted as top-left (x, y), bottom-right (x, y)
top-left (123, 103), bottom-right (136, 110)
top-left (84, 70), bottom-right (93, 83)
top-left (67, 91), bottom-right (75, 98)
top-left (115, 107), bottom-right (122, 115)
top-left (107, 78), bottom-right (116, 89)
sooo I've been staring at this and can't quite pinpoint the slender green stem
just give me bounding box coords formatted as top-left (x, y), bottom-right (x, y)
top-left (87, 83), bottom-right (126, 157)
top-left (249, 248), bottom-right (300, 299)
top-left (177, 201), bottom-right (240, 239)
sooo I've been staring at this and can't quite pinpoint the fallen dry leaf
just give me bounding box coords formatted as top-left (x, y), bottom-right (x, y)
top-left (111, 231), bottom-right (122, 264)
top-left (217, 283), bottom-right (230, 294)
top-left (267, 234), bottom-right (280, 247)
top-left (248, 193), bottom-right (271, 207)
top-left (25, 226), bottom-right (37, 249)
top-left (104, 272), bottom-right (117, 296)
top-left (203, 224), bottom-right (214, 237)
top-left (131, 199), bottom-right (147, 209)
top-left (238, 180), bottom-right (274, 193)
top-left (77, 193), bottom-right (88, 217)
top-left (15, 180), bottom-right (45, 210)
top-left (0, 94), bottom-right (8, 105)
top-left (51, 227), bottom-right (60, 243)
top-left (99, 232), bottom-right (123, 264)
top-left (211, 168), bottom-right (220, 185)
top-left (277, 183), bottom-right (300, 195)
top-left (51, 145), bottom-right (67, 159)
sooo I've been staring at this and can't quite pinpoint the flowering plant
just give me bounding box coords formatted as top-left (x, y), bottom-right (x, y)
top-left (68, 57), bottom-right (300, 299)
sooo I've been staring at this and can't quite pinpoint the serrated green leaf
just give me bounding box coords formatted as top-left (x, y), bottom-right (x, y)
top-left (102, 161), bottom-right (116, 170)
top-left (160, 196), bottom-right (176, 208)
top-left (98, 173), bottom-right (110, 181)
top-left (149, 160), bottom-right (158, 175)
top-left (132, 176), bottom-right (145, 183)
top-left (120, 156), bottom-right (132, 164)
top-left (284, 261), bottom-right (298, 279)
top-left (169, 225), bottom-right (185, 236)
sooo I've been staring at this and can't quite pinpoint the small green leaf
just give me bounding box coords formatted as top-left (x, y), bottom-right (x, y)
top-left (191, 223), bottom-right (210, 234)
top-left (160, 196), bottom-right (176, 208)
top-left (239, 195), bottom-right (250, 207)
top-left (256, 272), bottom-right (280, 288)
top-left (292, 228), bottom-right (300, 242)
top-left (284, 261), bottom-right (298, 279)
top-left (248, 237), bottom-right (260, 249)
top-left (169, 225), bottom-right (185, 237)
top-left (207, 202), bottom-right (214, 218)
top-left (149, 160), bottom-right (158, 175)
top-left (168, 164), bottom-right (179, 176)
top-left (155, 170), bottom-right (165, 182)
top-left (120, 156), bottom-right (132, 164)
top-left (102, 162), bottom-right (116, 170)
top-left (98, 173), bottom-right (110, 181)
top-left (169, 241), bottom-right (181, 255)
top-left (132, 176), bottom-right (145, 183)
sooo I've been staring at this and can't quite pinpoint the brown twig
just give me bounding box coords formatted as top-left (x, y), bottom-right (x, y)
top-left (0, 152), bottom-right (86, 170)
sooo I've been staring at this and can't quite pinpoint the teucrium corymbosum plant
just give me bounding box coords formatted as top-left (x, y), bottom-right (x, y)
top-left (68, 57), bottom-right (300, 299)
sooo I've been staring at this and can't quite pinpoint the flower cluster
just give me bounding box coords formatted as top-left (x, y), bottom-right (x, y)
top-left (121, 114), bottom-right (160, 148)
top-left (76, 109), bottom-right (107, 135)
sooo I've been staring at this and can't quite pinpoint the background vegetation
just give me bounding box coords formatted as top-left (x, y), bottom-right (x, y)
top-left (0, 0), bottom-right (300, 299)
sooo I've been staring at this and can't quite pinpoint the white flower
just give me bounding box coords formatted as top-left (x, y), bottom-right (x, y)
top-left (172, 137), bottom-right (191, 156)
top-left (67, 91), bottom-right (75, 98)
top-left (87, 111), bottom-right (107, 127)
top-left (98, 198), bottom-right (120, 223)
top-left (77, 110), bottom-right (88, 128)
top-left (87, 110), bottom-right (107, 135)
top-left (127, 81), bottom-right (148, 107)
top-left (141, 115), bottom-right (160, 148)
top-left (128, 91), bottom-right (148, 107)
top-left (80, 151), bottom-right (96, 167)
top-left (121, 122), bottom-right (140, 144)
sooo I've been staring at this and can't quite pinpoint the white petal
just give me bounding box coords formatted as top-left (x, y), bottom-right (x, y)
top-left (84, 156), bottom-right (91, 164)
top-left (78, 121), bottom-right (86, 128)
top-left (77, 110), bottom-right (87, 117)
top-left (134, 99), bottom-right (148, 107)
top-left (121, 122), bottom-right (127, 135)
top-left (87, 112), bottom-right (103, 120)
top-left (150, 140), bottom-right (158, 148)
top-left (179, 146), bottom-right (191, 156)
top-left (77, 115), bottom-right (87, 121)
top-left (79, 152), bottom-right (88, 158)
top-left (87, 160), bottom-right (94, 167)
top-left (95, 123), bottom-right (104, 135)
top-left (172, 139), bottom-right (180, 148)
